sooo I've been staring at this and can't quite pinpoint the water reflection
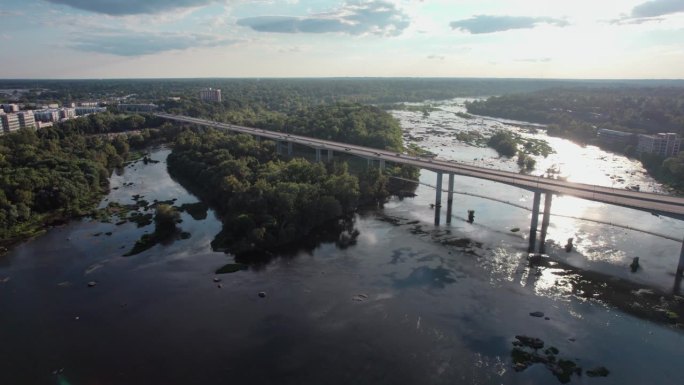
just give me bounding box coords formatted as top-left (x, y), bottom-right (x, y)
top-left (391, 100), bottom-right (684, 290)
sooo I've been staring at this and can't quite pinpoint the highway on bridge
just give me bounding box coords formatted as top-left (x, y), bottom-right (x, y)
top-left (156, 112), bottom-right (684, 219)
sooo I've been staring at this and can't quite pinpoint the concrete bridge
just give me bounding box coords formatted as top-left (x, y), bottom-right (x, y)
top-left (155, 112), bottom-right (684, 277)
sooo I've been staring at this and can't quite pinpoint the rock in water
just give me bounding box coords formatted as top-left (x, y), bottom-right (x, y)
top-left (587, 366), bottom-right (610, 377)
top-left (514, 335), bottom-right (544, 349)
top-left (630, 257), bottom-right (640, 273)
top-left (258, 291), bottom-right (266, 298)
top-left (530, 311), bottom-right (545, 318)
top-left (87, 281), bottom-right (97, 288)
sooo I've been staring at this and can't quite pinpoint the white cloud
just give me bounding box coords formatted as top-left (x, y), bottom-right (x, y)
top-left (237, 0), bottom-right (410, 36)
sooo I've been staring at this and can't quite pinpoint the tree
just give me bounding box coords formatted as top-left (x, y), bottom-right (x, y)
top-left (154, 204), bottom-right (180, 238)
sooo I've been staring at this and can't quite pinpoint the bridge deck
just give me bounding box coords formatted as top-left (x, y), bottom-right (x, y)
top-left (155, 113), bottom-right (684, 219)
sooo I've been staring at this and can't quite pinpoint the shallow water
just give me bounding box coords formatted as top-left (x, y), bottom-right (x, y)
top-left (0, 138), bottom-right (683, 384)
top-left (391, 99), bottom-right (684, 290)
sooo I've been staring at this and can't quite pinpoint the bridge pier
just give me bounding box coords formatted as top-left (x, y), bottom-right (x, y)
top-left (327, 149), bottom-right (333, 162)
top-left (315, 148), bottom-right (322, 162)
top-left (539, 192), bottom-right (553, 254)
top-left (276, 141), bottom-right (283, 156)
top-left (528, 191), bottom-right (542, 253)
top-left (446, 173), bottom-right (455, 224)
top-left (287, 142), bottom-right (293, 156)
top-left (434, 172), bottom-right (443, 226)
top-left (379, 159), bottom-right (385, 171)
top-left (677, 240), bottom-right (684, 277)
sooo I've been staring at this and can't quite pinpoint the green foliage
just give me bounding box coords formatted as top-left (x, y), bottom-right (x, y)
top-left (154, 204), bottom-right (180, 237)
top-left (0, 127), bottom-right (130, 243)
top-left (488, 131), bottom-right (518, 157)
top-left (167, 129), bottom-right (389, 256)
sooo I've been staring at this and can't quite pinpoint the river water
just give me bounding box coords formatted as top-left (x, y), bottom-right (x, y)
top-left (0, 108), bottom-right (683, 384)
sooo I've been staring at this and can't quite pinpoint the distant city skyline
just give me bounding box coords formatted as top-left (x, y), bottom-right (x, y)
top-left (2, 0), bottom-right (684, 79)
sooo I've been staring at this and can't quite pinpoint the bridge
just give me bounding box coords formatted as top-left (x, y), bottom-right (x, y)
top-left (155, 112), bottom-right (684, 277)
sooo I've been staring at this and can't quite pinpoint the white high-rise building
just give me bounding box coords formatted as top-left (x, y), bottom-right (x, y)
top-left (1, 112), bottom-right (21, 133)
top-left (199, 88), bottom-right (222, 102)
top-left (637, 133), bottom-right (681, 158)
top-left (16, 111), bottom-right (36, 129)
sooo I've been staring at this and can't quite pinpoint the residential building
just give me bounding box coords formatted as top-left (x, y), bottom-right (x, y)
top-left (59, 108), bottom-right (76, 120)
top-left (1, 112), bottom-right (21, 133)
top-left (16, 111), bottom-right (36, 129)
top-left (199, 88), bottom-right (222, 102)
top-left (117, 104), bottom-right (157, 112)
top-left (34, 109), bottom-right (61, 122)
top-left (597, 129), bottom-right (633, 147)
top-left (637, 133), bottom-right (681, 158)
top-left (1, 104), bottom-right (19, 113)
top-left (75, 106), bottom-right (107, 115)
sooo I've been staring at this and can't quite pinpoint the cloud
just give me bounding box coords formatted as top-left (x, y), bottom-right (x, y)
top-left (44, 0), bottom-right (216, 16)
top-left (426, 55), bottom-right (445, 60)
top-left (237, 0), bottom-right (410, 36)
top-left (71, 32), bottom-right (238, 56)
top-left (449, 15), bottom-right (569, 34)
top-left (611, 0), bottom-right (684, 24)
top-left (631, 0), bottom-right (684, 18)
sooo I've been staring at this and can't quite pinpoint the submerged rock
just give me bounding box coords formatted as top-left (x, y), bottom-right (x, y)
top-left (87, 281), bottom-right (97, 288)
top-left (530, 311), bottom-right (545, 318)
top-left (352, 294), bottom-right (369, 302)
top-left (514, 335), bottom-right (544, 349)
top-left (587, 366), bottom-right (610, 377)
top-left (215, 263), bottom-right (248, 274)
top-left (258, 291), bottom-right (267, 298)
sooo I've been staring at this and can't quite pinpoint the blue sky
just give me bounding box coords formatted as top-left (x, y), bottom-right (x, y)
top-left (1, 0), bottom-right (683, 78)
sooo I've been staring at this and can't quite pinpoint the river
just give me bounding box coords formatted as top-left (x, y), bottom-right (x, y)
top-left (0, 106), bottom-right (683, 384)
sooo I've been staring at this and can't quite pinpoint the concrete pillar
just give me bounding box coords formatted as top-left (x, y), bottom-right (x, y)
top-left (677, 239), bottom-right (684, 277)
top-left (327, 149), bottom-right (333, 162)
top-left (446, 173), bottom-right (455, 224)
top-left (528, 191), bottom-right (542, 253)
top-left (539, 192), bottom-right (553, 254)
top-left (379, 159), bottom-right (385, 171)
top-left (315, 148), bottom-right (322, 162)
top-left (287, 142), bottom-right (293, 156)
top-left (276, 141), bottom-right (283, 155)
top-left (434, 172), bottom-right (443, 226)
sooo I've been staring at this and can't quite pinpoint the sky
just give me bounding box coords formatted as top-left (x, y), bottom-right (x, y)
top-left (1, 0), bottom-right (683, 79)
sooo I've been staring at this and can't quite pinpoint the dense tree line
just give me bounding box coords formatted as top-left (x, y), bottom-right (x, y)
top-left (58, 112), bottom-right (167, 135)
top-left (0, 128), bottom-right (123, 244)
top-left (4, 78), bottom-right (656, 108)
top-left (466, 87), bottom-right (684, 138)
top-left (167, 129), bottom-right (395, 256)
top-left (164, 102), bottom-right (404, 152)
top-left (0, 116), bottom-right (173, 246)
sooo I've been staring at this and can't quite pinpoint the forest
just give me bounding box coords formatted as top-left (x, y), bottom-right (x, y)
top-left (0, 115), bottom-right (173, 247)
top-left (1, 78), bottom-right (633, 108)
top-left (167, 129), bottom-right (394, 257)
